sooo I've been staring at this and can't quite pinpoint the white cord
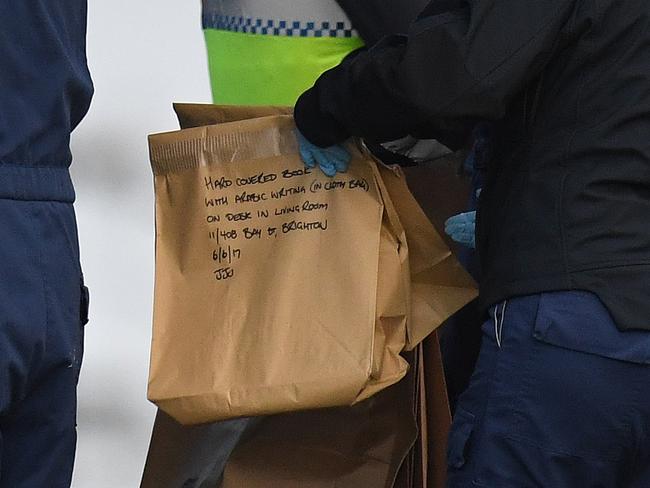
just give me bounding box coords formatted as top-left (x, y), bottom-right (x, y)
top-left (494, 305), bottom-right (500, 348)
top-left (495, 300), bottom-right (508, 348)
top-left (499, 300), bottom-right (508, 348)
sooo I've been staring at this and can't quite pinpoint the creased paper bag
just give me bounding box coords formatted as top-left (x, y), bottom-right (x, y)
top-left (174, 103), bottom-right (292, 129)
top-left (375, 164), bottom-right (477, 349)
top-left (142, 105), bottom-right (469, 486)
top-left (140, 339), bottom-right (452, 488)
top-left (221, 349), bottom-right (420, 488)
top-left (172, 103), bottom-right (416, 401)
top-left (148, 115), bottom-right (410, 424)
top-left (220, 337), bottom-right (453, 488)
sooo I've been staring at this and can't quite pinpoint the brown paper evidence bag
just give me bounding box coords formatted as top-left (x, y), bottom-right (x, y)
top-left (142, 104), bottom-right (477, 488)
top-left (147, 104), bottom-right (476, 426)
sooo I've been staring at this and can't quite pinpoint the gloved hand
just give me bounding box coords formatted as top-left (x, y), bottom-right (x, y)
top-left (297, 131), bottom-right (350, 177)
top-left (445, 211), bottom-right (476, 249)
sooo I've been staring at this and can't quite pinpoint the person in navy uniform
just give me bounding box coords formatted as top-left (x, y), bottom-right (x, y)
top-left (0, 1), bottom-right (92, 486)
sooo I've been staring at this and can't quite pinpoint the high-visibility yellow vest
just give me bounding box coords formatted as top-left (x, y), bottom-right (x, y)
top-left (202, 0), bottom-right (364, 106)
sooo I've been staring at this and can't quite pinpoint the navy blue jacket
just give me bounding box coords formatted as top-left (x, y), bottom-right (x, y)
top-left (296, 0), bottom-right (650, 331)
top-left (0, 1), bottom-right (93, 202)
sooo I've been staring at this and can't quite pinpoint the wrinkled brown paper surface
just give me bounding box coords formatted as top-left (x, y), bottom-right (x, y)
top-left (143, 105), bottom-right (474, 488)
top-left (148, 107), bottom-right (475, 425)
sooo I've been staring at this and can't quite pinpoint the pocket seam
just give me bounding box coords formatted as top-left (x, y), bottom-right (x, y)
top-left (447, 407), bottom-right (475, 470)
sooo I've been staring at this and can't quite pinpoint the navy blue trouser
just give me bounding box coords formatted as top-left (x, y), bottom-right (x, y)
top-left (447, 291), bottom-right (650, 487)
top-left (0, 199), bottom-right (87, 487)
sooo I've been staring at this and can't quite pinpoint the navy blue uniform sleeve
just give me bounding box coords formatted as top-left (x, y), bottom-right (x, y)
top-left (295, 0), bottom-right (578, 147)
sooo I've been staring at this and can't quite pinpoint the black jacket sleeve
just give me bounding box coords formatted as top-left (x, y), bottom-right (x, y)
top-left (295, 0), bottom-right (578, 148)
top-left (335, 0), bottom-right (430, 45)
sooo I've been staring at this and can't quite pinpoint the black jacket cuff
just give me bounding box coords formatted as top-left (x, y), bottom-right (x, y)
top-left (294, 87), bottom-right (349, 148)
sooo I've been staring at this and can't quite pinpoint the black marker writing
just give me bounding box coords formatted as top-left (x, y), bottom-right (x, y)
top-left (205, 176), bottom-right (233, 191)
top-left (236, 172), bottom-right (277, 187)
top-left (281, 219), bottom-right (328, 235)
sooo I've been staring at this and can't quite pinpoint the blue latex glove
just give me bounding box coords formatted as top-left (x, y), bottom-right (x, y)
top-left (445, 211), bottom-right (476, 249)
top-left (297, 131), bottom-right (350, 177)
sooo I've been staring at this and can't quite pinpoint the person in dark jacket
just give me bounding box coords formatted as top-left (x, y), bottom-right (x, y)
top-left (0, 1), bottom-right (92, 486)
top-left (294, 0), bottom-right (650, 485)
